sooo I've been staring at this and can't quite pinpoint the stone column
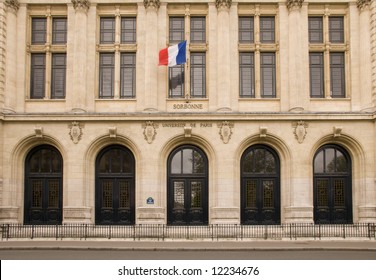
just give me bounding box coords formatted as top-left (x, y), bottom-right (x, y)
top-left (3, 0), bottom-right (19, 112)
top-left (143, 0), bottom-right (160, 111)
top-left (70, 0), bottom-right (90, 113)
top-left (369, 0), bottom-right (376, 107)
top-left (216, 0), bottom-right (232, 111)
top-left (287, 0), bottom-right (305, 112)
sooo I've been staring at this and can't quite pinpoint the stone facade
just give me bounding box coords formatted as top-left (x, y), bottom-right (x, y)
top-left (0, 0), bottom-right (375, 225)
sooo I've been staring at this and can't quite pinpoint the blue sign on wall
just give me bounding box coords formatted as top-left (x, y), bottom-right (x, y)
top-left (147, 197), bottom-right (154, 204)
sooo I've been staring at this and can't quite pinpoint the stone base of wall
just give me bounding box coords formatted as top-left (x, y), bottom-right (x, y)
top-left (284, 206), bottom-right (314, 223)
top-left (0, 206), bottom-right (19, 223)
top-left (137, 207), bottom-right (165, 224)
top-left (210, 207), bottom-right (239, 224)
top-left (358, 206), bottom-right (376, 222)
top-left (63, 206), bottom-right (92, 224)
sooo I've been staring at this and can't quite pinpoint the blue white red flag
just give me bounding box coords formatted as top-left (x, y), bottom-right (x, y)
top-left (158, 41), bottom-right (187, 66)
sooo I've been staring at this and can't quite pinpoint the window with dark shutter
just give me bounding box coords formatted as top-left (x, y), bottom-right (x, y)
top-left (190, 53), bottom-right (206, 98)
top-left (260, 17), bottom-right (275, 43)
top-left (309, 17), bottom-right (323, 43)
top-left (239, 53), bottom-right (255, 98)
top-left (169, 17), bottom-right (185, 43)
top-left (51, 54), bottom-right (66, 99)
top-left (30, 54), bottom-right (46, 99)
top-left (32, 18), bottom-right (47, 45)
top-left (239, 17), bottom-right (254, 43)
top-left (190, 17), bottom-right (206, 43)
top-left (329, 16), bottom-right (344, 43)
top-left (309, 53), bottom-right (324, 98)
top-left (100, 18), bottom-right (115, 44)
top-left (330, 53), bottom-right (345, 98)
top-left (52, 18), bottom-right (67, 44)
top-left (169, 65), bottom-right (185, 98)
top-left (260, 53), bottom-right (276, 98)
top-left (121, 17), bottom-right (136, 44)
top-left (120, 53), bottom-right (136, 98)
top-left (99, 53), bottom-right (115, 98)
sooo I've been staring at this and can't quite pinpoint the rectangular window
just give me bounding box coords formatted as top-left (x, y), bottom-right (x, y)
top-left (121, 17), bottom-right (136, 44)
top-left (260, 53), bottom-right (276, 98)
top-left (52, 18), bottom-right (67, 44)
top-left (329, 16), bottom-right (344, 43)
top-left (51, 54), bottom-right (66, 99)
top-left (120, 53), bottom-right (136, 98)
top-left (260, 16), bottom-right (275, 43)
top-left (239, 17), bottom-right (254, 43)
top-left (169, 65), bottom-right (185, 98)
top-left (309, 53), bottom-right (324, 98)
top-left (100, 17), bottom-right (115, 44)
top-left (330, 53), bottom-right (345, 98)
top-left (169, 17), bottom-right (185, 43)
top-left (190, 17), bottom-right (206, 43)
top-left (99, 53), bottom-right (115, 98)
top-left (308, 17), bottom-right (323, 43)
top-left (32, 18), bottom-right (47, 45)
top-left (239, 53), bottom-right (255, 98)
top-left (30, 54), bottom-right (46, 99)
top-left (190, 53), bottom-right (206, 98)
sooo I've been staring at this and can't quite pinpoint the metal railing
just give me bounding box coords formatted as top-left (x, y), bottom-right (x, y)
top-left (1, 223), bottom-right (375, 241)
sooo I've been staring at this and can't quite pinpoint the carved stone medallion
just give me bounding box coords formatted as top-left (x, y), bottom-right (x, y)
top-left (218, 121), bottom-right (234, 144)
top-left (292, 121), bottom-right (308, 144)
top-left (143, 121), bottom-right (158, 144)
top-left (68, 121), bottom-right (84, 144)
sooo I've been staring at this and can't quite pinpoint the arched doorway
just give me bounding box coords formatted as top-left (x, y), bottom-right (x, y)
top-left (24, 145), bottom-right (63, 224)
top-left (95, 145), bottom-right (135, 225)
top-left (241, 145), bottom-right (280, 225)
top-left (313, 144), bottom-right (352, 224)
top-left (167, 145), bottom-right (208, 225)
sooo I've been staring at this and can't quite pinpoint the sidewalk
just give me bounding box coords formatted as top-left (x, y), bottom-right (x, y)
top-left (1, 240), bottom-right (376, 251)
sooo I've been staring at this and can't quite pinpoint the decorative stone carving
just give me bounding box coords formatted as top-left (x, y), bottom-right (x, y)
top-left (333, 126), bottom-right (343, 138)
top-left (71, 0), bottom-right (90, 13)
top-left (34, 127), bottom-right (43, 138)
top-left (259, 126), bottom-right (268, 138)
top-left (4, 0), bottom-right (20, 13)
top-left (68, 121), bottom-right (84, 144)
top-left (143, 0), bottom-right (160, 10)
top-left (218, 121), bottom-right (234, 144)
top-left (292, 121), bottom-right (308, 144)
top-left (109, 127), bottom-right (117, 138)
top-left (357, 0), bottom-right (371, 10)
top-left (184, 126), bottom-right (192, 138)
top-left (143, 121), bottom-right (158, 144)
top-left (215, 0), bottom-right (232, 10)
top-left (286, 0), bottom-right (304, 11)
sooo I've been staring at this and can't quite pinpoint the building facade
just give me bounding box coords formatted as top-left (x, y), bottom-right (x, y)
top-left (0, 0), bottom-right (375, 226)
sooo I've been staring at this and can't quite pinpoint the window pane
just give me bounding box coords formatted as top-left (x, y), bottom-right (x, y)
top-left (120, 53), bottom-right (136, 98)
top-left (239, 17), bottom-right (254, 43)
top-left (260, 17), bottom-right (275, 43)
top-left (100, 18), bottom-right (115, 44)
top-left (309, 17), bottom-right (323, 43)
top-left (169, 65), bottom-right (185, 98)
top-left (239, 53), bottom-right (255, 97)
top-left (190, 53), bottom-right (206, 98)
top-left (329, 16), bottom-right (344, 43)
top-left (330, 53), bottom-right (345, 98)
top-left (171, 151), bottom-right (182, 174)
top-left (99, 53), bottom-right (114, 98)
top-left (51, 54), bottom-right (66, 99)
top-left (314, 150), bottom-right (324, 173)
top-left (190, 17), bottom-right (206, 43)
top-left (169, 17), bottom-right (185, 43)
top-left (260, 53), bottom-right (276, 97)
top-left (52, 18), bottom-right (67, 44)
top-left (32, 18), bottom-right (46, 45)
top-left (121, 17), bottom-right (136, 43)
top-left (310, 53), bottom-right (324, 98)
top-left (31, 54), bottom-right (46, 99)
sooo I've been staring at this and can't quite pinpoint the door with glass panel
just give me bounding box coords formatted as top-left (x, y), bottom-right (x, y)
top-left (241, 145), bottom-right (280, 225)
top-left (313, 145), bottom-right (352, 224)
top-left (24, 145), bottom-right (63, 225)
top-left (168, 145), bottom-right (208, 225)
top-left (95, 145), bottom-right (135, 225)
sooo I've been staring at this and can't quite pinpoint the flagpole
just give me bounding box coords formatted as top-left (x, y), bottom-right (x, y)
top-left (185, 40), bottom-right (190, 102)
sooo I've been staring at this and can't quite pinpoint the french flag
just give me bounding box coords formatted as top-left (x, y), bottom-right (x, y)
top-left (158, 41), bottom-right (187, 66)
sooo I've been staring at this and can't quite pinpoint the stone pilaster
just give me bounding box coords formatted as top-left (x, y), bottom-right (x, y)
top-left (143, 0), bottom-right (160, 111)
top-left (216, 0), bottom-right (232, 111)
top-left (370, 0), bottom-right (376, 107)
